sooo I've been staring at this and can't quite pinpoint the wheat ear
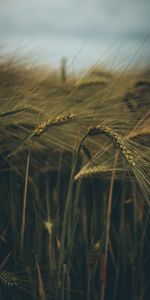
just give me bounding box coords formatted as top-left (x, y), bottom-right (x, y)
top-left (75, 128), bottom-right (150, 180)
top-left (75, 165), bottom-right (119, 180)
top-left (0, 271), bottom-right (18, 287)
top-left (34, 113), bottom-right (77, 136)
top-left (87, 125), bottom-right (136, 167)
top-left (6, 113), bottom-right (77, 159)
top-left (76, 125), bottom-right (150, 205)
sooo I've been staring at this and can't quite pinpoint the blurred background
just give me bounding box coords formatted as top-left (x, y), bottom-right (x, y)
top-left (0, 0), bottom-right (150, 71)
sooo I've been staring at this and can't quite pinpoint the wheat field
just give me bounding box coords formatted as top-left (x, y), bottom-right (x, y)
top-left (0, 54), bottom-right (150, 300)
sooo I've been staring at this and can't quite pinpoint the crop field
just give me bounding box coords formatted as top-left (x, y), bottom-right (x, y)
top-left (0, 54), bottom-right (150, 300)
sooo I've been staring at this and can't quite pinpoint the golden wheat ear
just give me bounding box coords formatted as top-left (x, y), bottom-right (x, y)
top-left (34, 113), bottom-right (77, 136)
top-left (74, 165), bottom-right (125, 180)
top-left (87, 125), bottom-right (137, 167)
top-left (5, 113), bottom-right (77, 159)
top-left (75, 125), bottom-right (150, 205)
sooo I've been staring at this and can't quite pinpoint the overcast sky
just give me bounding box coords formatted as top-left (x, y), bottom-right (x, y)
top-left (0, 0), bottom-right (150, 70)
